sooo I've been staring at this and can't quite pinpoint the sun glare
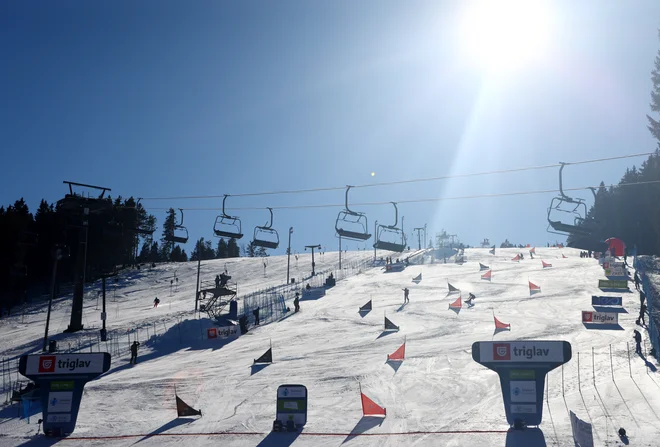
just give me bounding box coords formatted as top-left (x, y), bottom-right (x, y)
top-left (459, 0), bottom-right (554, 73)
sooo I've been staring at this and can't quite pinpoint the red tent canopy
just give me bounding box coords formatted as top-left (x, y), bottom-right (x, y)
top-left (605, 237), bottom-right (626, 257)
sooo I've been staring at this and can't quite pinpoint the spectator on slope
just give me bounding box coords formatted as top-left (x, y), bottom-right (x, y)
top-left (215, 275), bottom-right (221, 289)
top-left (640, 290), bottom-right (646, 306)
top-left (634, 272), bottom-right (641, 291)
top-left (253, 307), bottom-right (260, 325)
top-left (153, 297), bottom-right (160, 308)
top-left (294, 293), bottom-right (300, 313)
top-left (306, 283), bottom-right (311, 290)
top-left (633, 330), bottom-right (642, 355)
top-left (238, 315), bottom-right (248, 334)
top-left (130, 341), bottom-right (140, 364)
top-left (402, 287), bottom-right (410, 304)
top-left (639, 303), bottom-right (647, 326)
top-left (219, 273), bottom-right (229, 287)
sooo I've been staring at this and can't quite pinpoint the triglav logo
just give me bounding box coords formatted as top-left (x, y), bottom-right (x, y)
top-left (39, 356), bottom-right (56, 373)
top-left (493, 343), bottom-right (511, 360)
top-left (583, 312), bottom-right (593, 322)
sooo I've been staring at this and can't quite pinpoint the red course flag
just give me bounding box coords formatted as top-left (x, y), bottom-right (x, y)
top-left (512, 254), bottom-right (521, 261)
top-left (542, 260), bottom-right (552, 268)
top-left (449, 296), bottom-right (462, 309)
top-left (361, 392), bottom-right (387, 416)
top-left (387, 341), bottom-right (406, 361)
top-left (481, 269), bottom-right (492, 281)
top-left (494, 315), bottom-right (511, 330)
top-left (529, 281), bottom-right (541, 291)
top-left (562, 253), bottom-right (567, 259)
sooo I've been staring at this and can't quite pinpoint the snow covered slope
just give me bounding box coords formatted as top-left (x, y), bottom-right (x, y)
top-left (2, 248), bottom-right (659, 447)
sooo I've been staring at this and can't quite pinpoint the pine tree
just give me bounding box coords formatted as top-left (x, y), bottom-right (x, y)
top-left (138, 242), bottom-right (150, 262)
top-left (216, 238), bottom-right (229, 259)
top-left (161, 208), bottom-right (177, 260)
top-left (149, 241), bottom-right (161, 262)
top-left (227, 238), bottom-right (240, 257)
top-left (648, 30), bottom-right (660, 142)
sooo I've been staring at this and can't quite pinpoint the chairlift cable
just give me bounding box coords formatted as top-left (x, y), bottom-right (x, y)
top-left (137, 152), bottom-right (654, 201)
top-left (139, 178), bottom-right (660, 212)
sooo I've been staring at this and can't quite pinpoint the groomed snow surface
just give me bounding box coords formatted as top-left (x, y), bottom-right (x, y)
top-left (1, 248), bottom-right (659, 446)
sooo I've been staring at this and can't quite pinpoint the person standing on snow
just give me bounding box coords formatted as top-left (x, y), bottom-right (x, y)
top-left (130, 341), bottom-right (140, 364)
top-left (633, 330), bottom-right (642, 355)
top-left (153, 297), bottom-right (160, 308)
top-left (294, 293), bottom-right (300, 313)
top-left (402, 288), bottom-right (410, 304)
top-left (639, 303), bottom-right (647, 326)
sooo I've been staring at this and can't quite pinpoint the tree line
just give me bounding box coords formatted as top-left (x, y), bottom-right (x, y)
top-left (568, 33), bottom-right (660, 255)
top-left (0, 196), bottom-right (258, 312)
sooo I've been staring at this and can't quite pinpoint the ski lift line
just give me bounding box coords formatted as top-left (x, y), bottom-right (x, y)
top-left (138, 178), bottom-right (660, 212)
top-left (137, 152), bottom-right (654, 201)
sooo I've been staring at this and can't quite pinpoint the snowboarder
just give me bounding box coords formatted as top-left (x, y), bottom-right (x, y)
top-left (529, 250), bottom-right (534, 259)
top-left (253, 307), bottom-right (260, 325)
top-left (219, 273), bottom-right (229, 287)
top-left (294, 293), bottom-right (300, 313)
top-left (215, 275), bottom-right (221, 288)
top-left (130, 341), bottom-right (140, 364)
top-left (466, 292), bottom-right (476, 307)
top-left (633, 330), bottom-right (642, 355)
top-left (153, 297), bottom-right (160, 308)
top-left (402, 287), bottom-right (410, 304)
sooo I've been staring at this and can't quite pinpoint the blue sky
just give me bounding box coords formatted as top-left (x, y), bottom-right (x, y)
top-left (2, 1), bottom-right (659, 255)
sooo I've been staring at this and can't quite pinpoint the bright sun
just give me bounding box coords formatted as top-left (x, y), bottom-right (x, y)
top-left (459, 0), bottom-right (554, 73)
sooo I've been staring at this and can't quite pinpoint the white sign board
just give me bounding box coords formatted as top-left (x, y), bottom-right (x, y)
top-left (217, 326), bottom-right (239, 339)
top-left (47, 413), bottom-right (72, 423)
top-left (510, 381), bottom-right (537, 402)
top-left (478, 341), bottom-right (568, 363)
top-left (25, 354), bottom-right (107, 375)
top-left (510, 404), bottom-right (536, 414)
top-left (48, 391), bottom-right (73, 412)
top-left (582, 311), bottom-right (618, 324)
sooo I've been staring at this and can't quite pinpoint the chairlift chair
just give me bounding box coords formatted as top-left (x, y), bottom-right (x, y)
top-left (165, 209), bottom-right (189, 244)
top-left (213, 195), bottom-right (244, 239)
top-left (335, 186), bottom-right (371, 241)
top-left (252, 207), bottom-right (279, 249)
top-left (546, 163), bottom-right (600, 237)
top-left (373, 202), bottom-right (406, 252)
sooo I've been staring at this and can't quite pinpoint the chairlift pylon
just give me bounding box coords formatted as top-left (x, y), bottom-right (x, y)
top-left (546, 163), bottom-right (599, 237)
top-left (165, 208), bottom-right (189, 244)
top-left (374, 202), bottom-right (406, 252)
top-left (252, 207), bottom-right (279, 249)
top-left (213, 195), bottom-right (243, 239)
top-left (335, 186), bottom-right (371, 241)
